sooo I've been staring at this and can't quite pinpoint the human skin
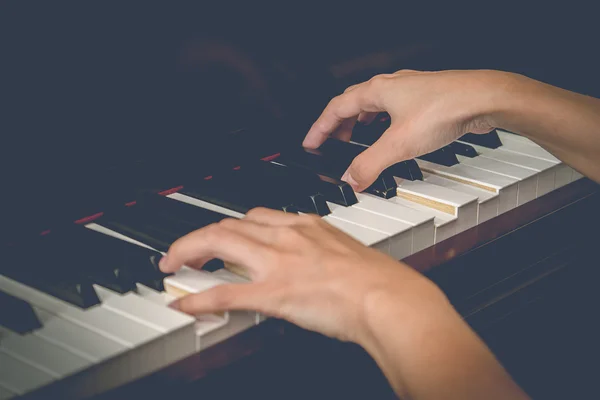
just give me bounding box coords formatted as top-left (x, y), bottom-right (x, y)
top-left (302, 69), bottom-right (600, 190)
top-left (160, 208), bottom-right (530, 400)
top-left (159, 69), bottom-right (600, 399)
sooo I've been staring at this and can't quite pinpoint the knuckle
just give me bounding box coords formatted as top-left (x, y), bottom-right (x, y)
top-left (245, 207), bottom-right (267, 217)
top-left (218, 217), bottom-right (238, 229)
top-left (328, 94), bottom-right (345, 111)
top-left (367, 74), bottom-right (392, 88)
top-left (301, 213), bottom-right (322, 226)
top-left (275, 226), bottom-right (305, 244)
top-left (203, 223), bottom-right (225, 242)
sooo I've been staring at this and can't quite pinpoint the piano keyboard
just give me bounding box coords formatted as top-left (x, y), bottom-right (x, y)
top-left (0, 128), bottom-right (584, 399)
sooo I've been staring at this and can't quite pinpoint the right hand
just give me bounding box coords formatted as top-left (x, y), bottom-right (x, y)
top-left (158, 207), bottom-right (449, 347)
top-left (303, 69), bottom-right (519, 192)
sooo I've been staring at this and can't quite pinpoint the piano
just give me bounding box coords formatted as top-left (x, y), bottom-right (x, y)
top-left (1, 2), bottom-right (599, 399)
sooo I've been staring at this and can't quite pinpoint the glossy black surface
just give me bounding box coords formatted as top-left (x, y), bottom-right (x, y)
top-left (180, 170), bottom-right (300, 215)
top-left (459, 131), bottom-right (503, 149)
top-left (449, 141), bottom-right (479, 158)
top-left (5, 239), bottom-right (101, 308)
top-left (0, 289), bottom-right (43, 334)
top-left (416, 146), bottom-right (460, 166)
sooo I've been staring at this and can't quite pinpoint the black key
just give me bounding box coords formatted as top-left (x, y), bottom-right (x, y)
top-left (417, 146), bottom-right (459, 166)
top-left (399, 159), bottom-right (424, 181)
top-left (459, 131), bottom-right (502, 149)
top-left (237, 160), bottom-right (332, 215)
top-left (318, 139), bottom-right (399, 198)
top-left (449, 141), bottom-right (478, 158)
top-left (323, 138), bottom-right (423, 182)
top-left (51, 225), bottom-right (170, 292)
top-left (312, 173), bottom-right (358, 206)
top-left (257, 159), bottom-right (358, 206)
top-left (181, 170), bottom-right (300, 215)
top-left (96, 208), bottom-right (195, 253)
top-left (279, 141), bottom-right (397, 199)
top-left (135, 192), bottom-right (230, 227)
top-left (35, 227), bottom-right (138, 295)
top-left (100, 199), bottom-right (229, 276)
top-left (0, 290), bottom-right (43, 334)
top-left (4, 245), bottom-right (101, 309)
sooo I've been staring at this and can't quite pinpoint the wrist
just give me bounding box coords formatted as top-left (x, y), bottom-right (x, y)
top-left (357, 271), bottom-right (454, 358)
top-left (479, 70), bottom-right (549, 135)
top-left (466, 70), bottom-right (527, 132)
top-left (356, 275), bottom-right (459, 397)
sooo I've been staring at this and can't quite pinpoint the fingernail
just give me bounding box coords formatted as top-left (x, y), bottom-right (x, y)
top-left (341, 170), bottom-right (359, 190)
top-left (158, 254), bottom-right (168, 271)
top-left (168, 299), bottom-right (180, 311)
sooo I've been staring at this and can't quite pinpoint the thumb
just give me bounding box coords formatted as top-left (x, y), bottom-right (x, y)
top-left (169, 282), bottom-right (275, 316)
top-left (343, 127), bottom-right (406, 192)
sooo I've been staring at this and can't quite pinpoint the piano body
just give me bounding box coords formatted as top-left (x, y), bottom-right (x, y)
top-left (1, 2), bottom-right (599, 399)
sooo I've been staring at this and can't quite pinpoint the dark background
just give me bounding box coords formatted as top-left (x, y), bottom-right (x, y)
top-left (2, 1), bottom-right (597, 233)
top-left (1, 1), bottom-right (598, 175)
top-left (1, 2), bottom-right (599, 399)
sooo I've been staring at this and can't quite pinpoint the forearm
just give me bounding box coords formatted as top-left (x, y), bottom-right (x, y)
top-left (360, 287), bottom-right (530, 400)
top-left (490, 72), bottom-right (600, 183)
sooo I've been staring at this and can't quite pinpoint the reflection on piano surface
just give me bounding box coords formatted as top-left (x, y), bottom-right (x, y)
top-left (1, 2), bottom-right (599, 399)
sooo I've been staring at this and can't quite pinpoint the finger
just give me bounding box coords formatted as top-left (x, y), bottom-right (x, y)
top-left (245, 207), bottom-right (323, 227)
top-left (159, 223), bottom-right (273, 274)
top-left (302, 84), bottom-right (386, 149)
top-left (170, 282), bottom-right (279, 317)
top-left (344, 83), bottom-right (361, 93)
top-left (342, 126), bottom-right (408, 192)
top-left (331, 116), bottom-right (357, 142)
top-left (357, 111), bottom-right (378, 125)
top-left (244, 207), bottom-right (302, 225)
top-left (392, 69), bottom-right (421, 75)
top-left (218, 217), bottom-right (278, 245)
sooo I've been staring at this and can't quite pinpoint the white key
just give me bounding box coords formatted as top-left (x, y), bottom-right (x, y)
top-left (416, 159), bottom-right (518, 214)
top-left (93, 286), bottom-right (196, 364)
top-left (211, 269), bottom-right (266, 323)
top-left (0, 385), bottom-right (15, 400)
top-left (493, 141), bottom-right (572, 188)
top-left (85, 222), bottom-right (157, 251)
top-left (135, 283), bottom-right (232, 350)
top-left (26, 306), bottom-right (148, 398)
top-left (388, 196), bottom-right (457, 243)
top-left (394, 178), bottom-right (478, 234)
top-left (352, 193), bottom-right (435, 253)
top-left (323, 215), bottom-right (391, 254)
top-left (327, 202), bottom-right (413, 259)
top-left (168, 193), bottom-right (244, 218)
top-left (422, 172), bottom-right (499, 223)
top-left (89, 212), bottom-right (264, 350)
top-left (0, 276), bottom-right (166, 384)
top-left (496, 129), bottom-right (540, 147)
top-left (163, 267), bottom-right (254, 349)
top-left (0, 352), bottom-right (54, 395)
top-left (479, 150), bottom-right (557, 195)
top-left (495, 130), bottom-right (579, 184)
top-left (458, 141), bottom-right (558, 196)
top-left (32, 307), bottom-right (125, 362)
top-left (456, 155), bottom-right (538, 205)
top-left (0, 326), bottom-right (90, 379)
top-left (494, 132), bottom-right (560, 161)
